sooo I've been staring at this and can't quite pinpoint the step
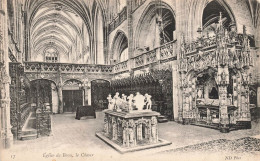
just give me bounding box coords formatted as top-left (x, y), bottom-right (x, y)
top-left (191, 123), bottom-right (219, 130)
top-left (21, 134), bottom-right (37, 141)
top-left (158, 119), bottom-right (168, 123)
top-left (158, 115), bottom-right (169, 123)
top-left (21, 129), bottom-right (37, 135)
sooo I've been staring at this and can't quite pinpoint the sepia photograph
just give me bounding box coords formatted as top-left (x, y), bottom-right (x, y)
top-left (0, 0), bottom-right (259, 161)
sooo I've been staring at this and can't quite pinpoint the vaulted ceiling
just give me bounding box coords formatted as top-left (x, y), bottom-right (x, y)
top-left (24, 0), bottom-right (107, 63)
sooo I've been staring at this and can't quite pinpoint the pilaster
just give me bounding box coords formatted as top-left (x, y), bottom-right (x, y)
top-left (0, 0), bottom-right (13, 148)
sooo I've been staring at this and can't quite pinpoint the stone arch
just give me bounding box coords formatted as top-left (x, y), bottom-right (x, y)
top-left (187, 0), bottom-right (236, 40)
top-left (90, 78), bottom-right (111, 84)
top-left (30, 79), bottom-right (57, 108)
top-left (29, 78), bottom-right (58, 86)
top-left (134, 1), bottom-right (176, 54)
top-left (62, 79), bottom-right (83, 87)
top-left (110, 30), bottom-right (128, 63)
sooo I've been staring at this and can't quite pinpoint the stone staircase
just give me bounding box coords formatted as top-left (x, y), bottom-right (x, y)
top-left (21, 110), bottom-right (37, 140)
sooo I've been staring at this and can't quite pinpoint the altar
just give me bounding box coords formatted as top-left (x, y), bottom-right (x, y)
top-left (96, 110), bottom-right (171, 153)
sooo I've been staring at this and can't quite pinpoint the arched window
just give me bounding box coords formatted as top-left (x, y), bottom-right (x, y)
top-left (202, 0), bottom-right (234, 36)
top-left (111, 31), bottom-right (128, 63)
top-left (135, 3), bottom-right (176, 53)
top-left (120, 48), bottom-right (128, 62)
top-left (45, 48), bottom-right (58, 62)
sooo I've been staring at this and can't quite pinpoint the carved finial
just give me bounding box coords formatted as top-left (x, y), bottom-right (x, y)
top-left (243, 25), bottom-right (247, 35)
top-left (219, 12), bottom-right (222, 24)
top-left (181, 33), bottom-right (185, 44)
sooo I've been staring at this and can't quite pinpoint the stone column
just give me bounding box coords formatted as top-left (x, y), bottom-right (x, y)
top-left (206, 108), bottom-right (211, 125)
top-left (172, 61), bottom-right (179, 120)
top-left (87, 86), bottom-right (91, 106)
top-left (0, 0), bottom-right (13, 148)
top-left (83, 87), bottom-right (88, 106)
top-left (127, 0), bottom-right (134, 71)
top-left (257, 87), bottom-right (260, 108)
top-left (57, 83), bottom-right (63, 113)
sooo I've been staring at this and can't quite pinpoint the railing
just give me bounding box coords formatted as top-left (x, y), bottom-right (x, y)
top-left (24, 62), bottom-right (114, 74)
top-left (19, 103), bottom-right (31, 129)
top-left (108, 7), bottom-right (127, 33)
top-left (24, 41), bottom-right (177, 75)
top-left (114, 60), bottom-right (129, 73)
top-left (183, 33), bottom-right (246, 55)
top-left (133, 40), bottom-right (177, 68)
top-left (113, 40), bottom-right (177, 73)
top-left (159, 41), bottom-right (176, 60)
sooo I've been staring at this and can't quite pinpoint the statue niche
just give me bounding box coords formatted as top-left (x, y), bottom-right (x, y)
top-left (209, 87), bottom-right (219, 99)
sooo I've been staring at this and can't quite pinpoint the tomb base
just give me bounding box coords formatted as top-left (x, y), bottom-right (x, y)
top-left (96, 110), bottom-right (171, 153)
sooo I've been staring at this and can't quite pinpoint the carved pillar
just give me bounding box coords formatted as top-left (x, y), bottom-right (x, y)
top-left (217, 65), bottom-right (230, 133)
top-left (151, 116), bottom-right (158, 143)
top-left (178, 72), bottom-right (185, 123)
top-left (206, 108), bottom-right (211, 125)
top-left (147, 121), bottom-right (152, 142)
top-left (112, 116), bottom-right (117, 140)
top-left (103, 114), bottom-right (109, 135)
top-left (128, 119), bottom-right (136, 147)
top-left (0, 0), bottom-right (13, 148)
top-left (182, 78), bottom-right (190, 124)
top-left (239, 72), bottom-right (251, 123)
top-left (219, 85), bottom-right (229, 132)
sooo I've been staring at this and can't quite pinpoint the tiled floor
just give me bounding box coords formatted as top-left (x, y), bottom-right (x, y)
top-left (3, 111), bottom-right (260, 161)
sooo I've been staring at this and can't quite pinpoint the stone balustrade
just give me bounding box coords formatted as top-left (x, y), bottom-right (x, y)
top-left (24, 62), bottom-right (114, 74)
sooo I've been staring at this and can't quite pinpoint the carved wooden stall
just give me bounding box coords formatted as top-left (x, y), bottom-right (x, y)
top-left (30, 80), bottom-right (52, 137)
top-left (9, 62), bottom-right (31, 139)
top-left (91, 80), bottom-right (110, 110)
top-left (178, 17), bottom-right (254, 132)
top-left (30, 79), bottom-right (52, 109)
top-left (110, 70), bottom-right (173, 119)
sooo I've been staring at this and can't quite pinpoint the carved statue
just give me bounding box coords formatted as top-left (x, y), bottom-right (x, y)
top-left (228, 94), bottom-right (232, 105)
top-left (197, 88), bottom-right (203, 99)
top-left (127, 94), bottom-right (134, 111)
top-left (107, 94), bottom-right (113, 110)
top-left (113, 92), bottom-right (120, 110)
top-left (128, 128), bottom-right (135, 146)
top-left (121, 94), bottom-right (127, 102)
top-left (144, 93), bottom-right (152, 110)
top-left (133, 92), bottom-right (145, 110)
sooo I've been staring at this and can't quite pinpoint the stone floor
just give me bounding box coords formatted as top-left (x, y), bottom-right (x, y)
top-left (2, 111), bottom-right (260, 161)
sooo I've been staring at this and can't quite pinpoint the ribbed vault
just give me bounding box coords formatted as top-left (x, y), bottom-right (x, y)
top-left (24, 0), bottom-right (107, 64)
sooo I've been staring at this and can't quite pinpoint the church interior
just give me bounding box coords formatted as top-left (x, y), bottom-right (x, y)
top-left (0, 0), bottom-right (260, 158)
